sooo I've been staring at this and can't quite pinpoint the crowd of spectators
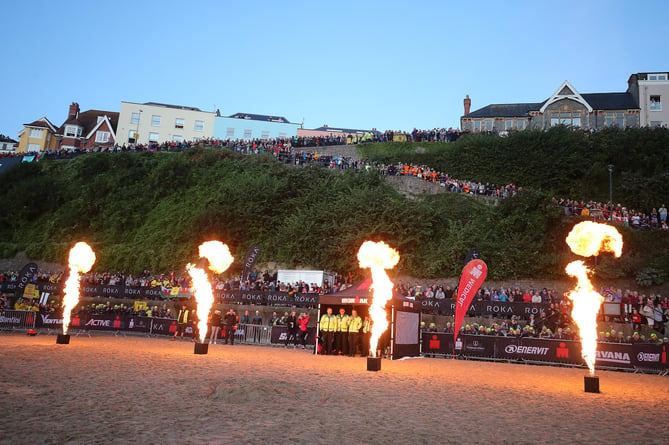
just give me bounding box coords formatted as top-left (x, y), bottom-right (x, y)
top-left (20, 131), bottom-right (668, 227)
top-left (553, 198), bottom-right (669, 231)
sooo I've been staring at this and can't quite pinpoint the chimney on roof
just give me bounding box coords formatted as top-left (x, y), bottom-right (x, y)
top-left (464, 95), bottom-right (471, 115)
top-left (68, 102), bottom-right (80, 120)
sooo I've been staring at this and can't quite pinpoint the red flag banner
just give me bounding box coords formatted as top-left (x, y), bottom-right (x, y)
top-left (454, 259), bottom-right (488, 344)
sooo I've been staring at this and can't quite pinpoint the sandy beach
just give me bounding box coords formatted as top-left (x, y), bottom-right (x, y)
top-left (1, 333), bottom-right (667, 445)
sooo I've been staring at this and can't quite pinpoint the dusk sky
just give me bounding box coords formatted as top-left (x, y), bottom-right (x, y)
top-left (2, 0), bottom-right (668, 138)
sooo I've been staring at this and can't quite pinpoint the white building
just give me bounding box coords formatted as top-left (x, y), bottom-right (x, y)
top-left (628, 72), bottom-right (669, 127)
top-left (117, 101), bottom-right (216, 145)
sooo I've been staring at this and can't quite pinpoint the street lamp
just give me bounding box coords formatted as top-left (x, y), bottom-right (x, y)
top-left (608, 164), bottom-right (614, 221)
top-left (135, 109), bottom-right (143, 144)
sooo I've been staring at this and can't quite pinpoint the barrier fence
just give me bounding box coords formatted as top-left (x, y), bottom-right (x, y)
top-left (0, 310), bottom-right (36, 331)
top-left (422, 332), bottom-right (669, 372)
top-left (2, 311), bottom-right (316, 347)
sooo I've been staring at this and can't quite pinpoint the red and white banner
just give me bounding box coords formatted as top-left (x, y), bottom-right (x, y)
top-left (453, 259), bottom-right (487, 343)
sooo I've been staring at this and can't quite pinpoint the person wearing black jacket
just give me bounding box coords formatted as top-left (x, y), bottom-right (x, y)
top-left (224, 309), bottom-right (237, 345)
top-left (284, 311), bottom-right (298, 348)
top-left (209, 310), bottom-right (222, 344)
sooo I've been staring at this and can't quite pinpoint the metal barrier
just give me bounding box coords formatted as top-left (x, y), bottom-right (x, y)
top-left (234, 323), bottom-right (273, 345)
top-left (0, 310), bottom-right (37, 332)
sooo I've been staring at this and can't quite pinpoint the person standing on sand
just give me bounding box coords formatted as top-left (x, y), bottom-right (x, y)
top-left (209, 310), bottom-right (222, 344)
top-left (172, 304), bottom-right (189, 341)
top-left (285, 311), bottom-right (298, 348)
top-left (224, 309), bottom-right (237, 345)
top-left (319, 307), bottom-right (337, 354)
top-left (348, 309), bottom-right (362, 357)
top-left (297, 312), bottom-right (310, 349)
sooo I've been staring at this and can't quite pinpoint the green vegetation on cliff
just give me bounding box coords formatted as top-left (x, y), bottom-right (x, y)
top-left (1, 126), bottom-right (669, 281)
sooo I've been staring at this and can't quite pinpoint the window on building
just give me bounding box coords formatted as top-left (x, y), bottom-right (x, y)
top-left (173, 135), bottom-right (183, 143)
top-left (650, 96), bottom-right (662, 111)
top-left (261, 131), bottom-right (270, 139)
top-left (29, 128), bottom-right (44, 139)
top-left (485, 120), bottom-right (493, 131)
top-left (149, 132), bottom-right (159, 142)
top-left (550, 112), bottom-right (581, 127)
top-left (516, 120), bottom-right (525, 130)
top-left (604, 112), bottom-right (625, 128)
top-left (65, 125), bottom-right (82, 138)
top-left (128, 130), bottom-right (137, 143)
top-left (95, 131), bottom-right (110, 143)
top-left (505, 120), bottom-right (513, 130)
top-left (194, 120), bottom-right (204, 132)
top-left (151, 115), bottom-right (161, 126)
top-left (175, 118), bottom-right (184, 129)
top-left (130, 113), bottom-right (140, 124)
top-left (474, 120), bottom-right (481, 132)
top-left (650, 121), bottom-right (663, 127)
top-left (27, 143), bottom-right (41, 152)
top-left (244, 129), bottom-right (252, 139)
top-left (649, 74), bottom-right (667, 81)
top-left (226, 128), bottom-right (235, 138)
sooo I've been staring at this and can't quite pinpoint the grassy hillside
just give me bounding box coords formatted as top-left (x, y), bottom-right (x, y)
top-left (1, 127), bottom-right (669, 282)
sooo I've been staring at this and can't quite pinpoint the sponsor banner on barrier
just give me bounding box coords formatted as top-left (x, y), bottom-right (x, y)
top-left (417, 298), bottom-right (550, 318)
top-left (422, 332), bottom-right (454, 355)
top-left (631, 343), bottom-right (667, 370)
top-left (596, 342), bottom-right (635, 369)
top-left (150, 317), bottom-right (178, 336)
top-left (421, 334), bottom-right (669, 370)
top-left (215, 291), bottom-right (319, 307)
top-left (270, 326), bottom-right (316, 345)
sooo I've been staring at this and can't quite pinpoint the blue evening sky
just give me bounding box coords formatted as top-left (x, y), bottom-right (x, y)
top-left (2, 0), bottom-right (668, 138)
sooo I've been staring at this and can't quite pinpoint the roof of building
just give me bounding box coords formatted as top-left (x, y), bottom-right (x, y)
top-left (23, 117), bottom-right (58, 133)
top-left (580, 92), bottom-right (638, 110)
top-left (0, 134), bottom-right (17, 143)
top-left (227, 113), bottom-right (292, 124)
top-left (143, 102), bottom-right (202, 111)
top-left (59, 110), bottom-right (119, 134)
top-left (465, 92), bottom-right (639, 118)
top-left (312, 126), bottom-right (374, 134)
top-left (465, 103), bottom-right (543, 118)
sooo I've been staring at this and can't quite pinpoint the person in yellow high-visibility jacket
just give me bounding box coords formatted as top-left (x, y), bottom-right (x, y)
top-left (362, 315), bottom-right (372, 357)
top-left (319, 307), bottom-right (337, 355)
top-left (347, 309), bottom-right (363, 357)
top-left (336, 308), bottom-right (350, 355)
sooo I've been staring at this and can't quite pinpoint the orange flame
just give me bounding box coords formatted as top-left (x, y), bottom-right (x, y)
top-left (187, 241), bottom-right (234, 343)
top-left (62, 242), bottom-right (96, 335)
top-left (357, 241), bottom-right (399, 357)
top-left (564, 221), bottom-right (623, 375)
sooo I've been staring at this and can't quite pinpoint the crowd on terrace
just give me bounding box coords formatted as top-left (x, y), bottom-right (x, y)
top-left (8, 129), bottom-right (665, 230)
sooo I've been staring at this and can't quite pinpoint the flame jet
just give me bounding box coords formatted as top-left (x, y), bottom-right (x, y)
top-left (186, 241), bottom-right (234, 343)
top-left (62, 242), bottom-right (96, 335)
top-left (564, 221), bottom-right (623, 375)
top-left (357, 241), bottom-right (400, 357)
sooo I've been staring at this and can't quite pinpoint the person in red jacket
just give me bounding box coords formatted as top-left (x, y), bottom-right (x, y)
top-left (297, 312), bottom-right (310, 349)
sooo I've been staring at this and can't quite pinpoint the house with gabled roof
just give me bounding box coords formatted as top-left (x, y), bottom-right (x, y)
top-left (58, 102), bottom-right (119, 150)
top-left (17, 116), bottom-right (59, 153)
top-left (0, 134), bottom-right (18, 152)
top-left (460, 79), bottom-right (641, 133)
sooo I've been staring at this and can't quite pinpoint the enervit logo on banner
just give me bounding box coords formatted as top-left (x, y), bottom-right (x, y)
top-left (637, 352), bottom-right (661, 363)
top-left (504, 344), bottom-right (549, 356)
top-left (596, 350), bottom-right (631, 364)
